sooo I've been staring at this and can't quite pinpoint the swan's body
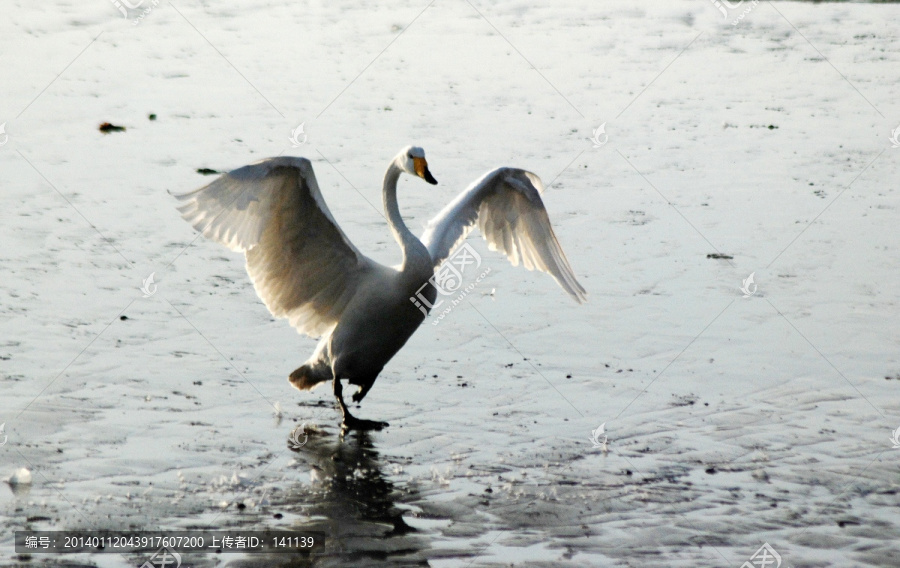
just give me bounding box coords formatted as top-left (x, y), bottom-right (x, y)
top-left (176, 146), bottom-right (585, 430)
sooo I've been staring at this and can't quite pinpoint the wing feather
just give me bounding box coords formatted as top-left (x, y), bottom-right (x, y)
top-left (175, 157), bottom-right (374, 337)
top-left (421, 167), bottom-right (586, 303)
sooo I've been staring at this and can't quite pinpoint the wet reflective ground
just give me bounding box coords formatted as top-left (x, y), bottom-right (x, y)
top-left (4, 1), bottom-right (900, 567)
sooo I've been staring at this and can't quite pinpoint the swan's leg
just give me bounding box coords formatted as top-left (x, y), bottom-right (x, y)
top-left (333, 377), bottom-right (388, 431)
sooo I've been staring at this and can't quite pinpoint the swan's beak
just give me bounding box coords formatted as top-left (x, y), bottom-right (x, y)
top-left (414, 157), bottom-right (438, 185)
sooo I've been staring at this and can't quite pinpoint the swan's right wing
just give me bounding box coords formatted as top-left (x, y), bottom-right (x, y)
top-left (175, 157), bottom-right (375, 337)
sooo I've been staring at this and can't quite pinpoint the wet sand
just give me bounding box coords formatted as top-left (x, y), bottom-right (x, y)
top-left (2, 1), bottom-right (900, 566)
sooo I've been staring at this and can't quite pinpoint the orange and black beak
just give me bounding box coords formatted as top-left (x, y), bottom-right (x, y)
top-left (413, 157), bottom-right (438, 185)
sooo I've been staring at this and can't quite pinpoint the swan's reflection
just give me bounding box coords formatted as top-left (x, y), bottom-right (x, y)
top-left (278, 426), bottom-right (430, 567)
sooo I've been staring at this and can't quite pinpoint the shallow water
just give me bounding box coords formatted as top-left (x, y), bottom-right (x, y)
top-left (2, 0), bottom-right (900, 567)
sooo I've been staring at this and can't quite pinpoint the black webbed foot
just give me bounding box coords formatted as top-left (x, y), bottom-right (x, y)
top-left (341, 414), bottom-right (389, 432)
top-left (334, 377), bottom-right (387, 432)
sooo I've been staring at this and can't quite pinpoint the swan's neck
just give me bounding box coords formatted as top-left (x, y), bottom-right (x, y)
top-left (383, 162), bottom-right (430, 274)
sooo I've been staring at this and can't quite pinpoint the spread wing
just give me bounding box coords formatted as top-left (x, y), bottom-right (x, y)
top-left (421, 167), bottom-right (586, 303)
top-left (175, 156), bottom-right (375, 337)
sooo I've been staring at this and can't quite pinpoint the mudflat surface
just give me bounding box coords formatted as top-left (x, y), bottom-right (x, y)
top-left (1, 1), bottom-right (899, 566)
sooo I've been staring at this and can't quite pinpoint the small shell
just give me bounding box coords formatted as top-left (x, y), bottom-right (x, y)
top-left (8, 467), bottom-right (32, 486)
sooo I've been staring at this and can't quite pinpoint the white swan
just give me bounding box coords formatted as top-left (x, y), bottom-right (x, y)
top-left (176, 146), bottom-right (586, 430)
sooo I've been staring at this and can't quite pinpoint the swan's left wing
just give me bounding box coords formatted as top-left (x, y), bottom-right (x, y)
top-left (421, 167), bottom-right (586, 303)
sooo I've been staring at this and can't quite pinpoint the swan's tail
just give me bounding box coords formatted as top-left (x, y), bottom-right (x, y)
top-left (289, 361), bottom-right (332, 391)
top-left (288, 336), bottom-right (332, 391)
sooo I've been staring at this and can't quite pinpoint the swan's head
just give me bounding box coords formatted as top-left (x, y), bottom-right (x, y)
top-left (397, 145), bottom-right (438, 185)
